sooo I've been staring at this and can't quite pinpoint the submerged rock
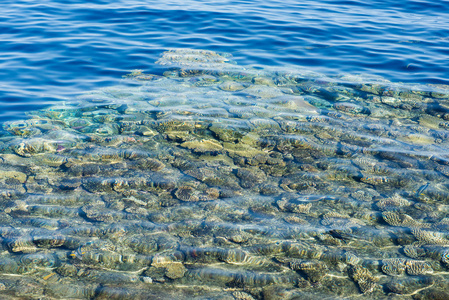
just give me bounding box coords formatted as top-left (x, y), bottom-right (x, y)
top-left (0, 48), bottom-right (448, 298)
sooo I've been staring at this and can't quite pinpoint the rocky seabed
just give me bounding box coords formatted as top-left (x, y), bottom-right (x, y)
top-left (0, 49), bottom-right (449, 299)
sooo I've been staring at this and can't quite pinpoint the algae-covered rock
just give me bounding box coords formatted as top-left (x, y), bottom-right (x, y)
top-left (0, 170), bottom-right (27, 184)
top-left (181, 139), bottom-right (223, 153)
top-left (223, 142), bottom-right (266, 158)
top-left (165, 262), bottom-right (187, 279)
top-left (402, 133), bottom-right (434, 145)
top-left (210, 122), bottom-right (248, 142)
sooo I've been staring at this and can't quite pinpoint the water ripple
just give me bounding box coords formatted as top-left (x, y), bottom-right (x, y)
top-left (0, 0), bottom-right (448, 122)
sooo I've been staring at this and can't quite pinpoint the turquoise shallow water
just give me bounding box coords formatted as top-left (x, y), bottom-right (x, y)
top-left (1, 1), bottom-right (449, 299)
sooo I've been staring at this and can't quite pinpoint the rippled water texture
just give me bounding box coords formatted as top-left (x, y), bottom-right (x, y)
top-left (0, 49), bottom-right (449, 299)
top-left (1, 0), bottom-right (449, 122)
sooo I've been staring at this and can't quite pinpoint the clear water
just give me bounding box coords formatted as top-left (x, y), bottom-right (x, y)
top-left (1, 1), bottom-right (449, 299)
top-left (1, 0), bottom-right (449, 123)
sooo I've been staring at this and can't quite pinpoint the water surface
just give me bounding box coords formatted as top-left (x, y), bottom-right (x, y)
top-left (1, 0), bottom-right (448, 122)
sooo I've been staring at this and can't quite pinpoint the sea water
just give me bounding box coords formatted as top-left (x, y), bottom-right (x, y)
top-left (0, 1), bottom-right (449, 299)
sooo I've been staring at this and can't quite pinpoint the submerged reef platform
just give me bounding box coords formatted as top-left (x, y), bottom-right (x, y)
top-left (1, 49), bottom-right (449, 299)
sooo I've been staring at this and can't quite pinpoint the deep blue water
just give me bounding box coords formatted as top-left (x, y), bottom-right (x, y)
top-left (1, 0), bottom-right (449, 122)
